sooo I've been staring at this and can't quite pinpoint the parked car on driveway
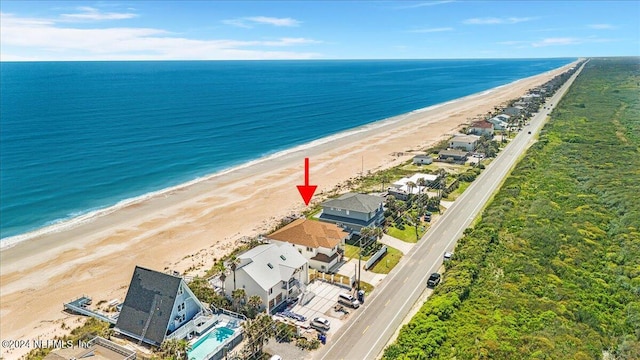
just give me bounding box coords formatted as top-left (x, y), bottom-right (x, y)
top-left (311, 317), bottom-right (331, 331)
top-left (427, 273), bottom-right (441, 287)
top-left (444, 252), bottom-right (453, 261)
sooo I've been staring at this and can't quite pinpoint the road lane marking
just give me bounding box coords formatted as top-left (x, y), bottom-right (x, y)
top-left (403, 277), bottom-right (408, 283)
top-left (359, 65), bottom-right (586, 360)
top-left (385, 299), bottom-right (390, 306)
top-left (363, 326), bottom-right (370, 334)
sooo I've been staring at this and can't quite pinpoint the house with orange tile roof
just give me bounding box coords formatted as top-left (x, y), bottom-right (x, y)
top-left (266, 218), bottom-right (349, 272)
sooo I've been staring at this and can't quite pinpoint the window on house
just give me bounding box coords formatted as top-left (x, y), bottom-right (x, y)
top-left (267, 263), bottom-right (273, 269)
top-left (346, 210), bottom-right (350, 215)
top-left (269, 288), bottom-right (273, 295)
top-left (280, 255), bottom-right (286, 261)
top-left (306, 247), bottom-right (313, 252)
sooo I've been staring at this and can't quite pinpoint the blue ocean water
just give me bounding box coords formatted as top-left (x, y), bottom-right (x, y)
top-left (0, 59), bottom-right (573, 240)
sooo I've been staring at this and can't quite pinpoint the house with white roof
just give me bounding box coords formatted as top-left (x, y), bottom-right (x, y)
top-left (224, 244), bottom-right (308, 314)
top-left (488, 115), bottom-right (509, 130)
top-left (266, 218), bottom-right (348, 272)
top-left (412, 154), bottom-right (433, 165)
top-left (389, 173), bottom-right (440, 200)
top-left (503, 106), bottom-right (524, 117)
top-left (450, 134), bottom-right (481, 151)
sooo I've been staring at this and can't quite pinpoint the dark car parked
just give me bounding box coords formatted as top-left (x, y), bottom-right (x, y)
top-left (427, 273), bottom-right (441, 287)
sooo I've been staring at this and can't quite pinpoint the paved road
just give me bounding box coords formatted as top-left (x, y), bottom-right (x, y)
top-left (315, 61), bottom-right (586, 360)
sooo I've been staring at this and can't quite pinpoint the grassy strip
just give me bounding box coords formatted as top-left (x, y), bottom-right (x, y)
top-left (369, 246), bottom-right (403, 274)
top-left (386, 225), bottom-right (426, 243)
top-left (384, 58), bottom-right (640, 359)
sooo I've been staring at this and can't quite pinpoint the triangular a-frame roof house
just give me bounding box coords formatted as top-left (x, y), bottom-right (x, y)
top-left (115, 266), bottom-right (206, 346)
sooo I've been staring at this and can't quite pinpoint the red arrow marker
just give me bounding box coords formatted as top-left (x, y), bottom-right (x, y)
top-left (296, 157), bottom-right (317, 206)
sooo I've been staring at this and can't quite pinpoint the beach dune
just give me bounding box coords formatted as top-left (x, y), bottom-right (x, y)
top-left (0, 61), bottom-right (577, 360)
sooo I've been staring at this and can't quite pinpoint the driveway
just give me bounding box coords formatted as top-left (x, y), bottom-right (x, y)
top-left (379, 234), bottom-right (415, 254)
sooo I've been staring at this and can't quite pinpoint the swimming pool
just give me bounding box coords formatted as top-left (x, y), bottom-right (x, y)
top-left (188, 326), bottom-right (236, 360)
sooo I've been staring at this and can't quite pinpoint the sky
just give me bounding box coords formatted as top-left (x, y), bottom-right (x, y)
top-left (1, 1), bottom-right (639, 61)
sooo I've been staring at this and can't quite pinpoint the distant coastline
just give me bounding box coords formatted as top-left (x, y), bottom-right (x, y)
top-left (0, 82), bottom-right (491, 250)
top-left (0, 59), bottom-right (574, 245)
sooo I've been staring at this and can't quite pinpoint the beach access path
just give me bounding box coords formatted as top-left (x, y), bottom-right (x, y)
top-left (0, 60), bottom-right (579, 360)
top-left (314, 61), bottom-right (586, 360)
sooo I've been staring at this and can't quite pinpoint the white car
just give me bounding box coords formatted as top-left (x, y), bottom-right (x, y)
top-left (311, 317), bottom-right (331, 330)
top-left (444, 252), bottom-right (453, 261)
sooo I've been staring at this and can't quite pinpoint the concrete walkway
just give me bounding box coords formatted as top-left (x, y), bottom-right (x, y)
top-left (379, 234), bottom-right (415, 254)
top-left (337, 259), bottom-right (386, 286)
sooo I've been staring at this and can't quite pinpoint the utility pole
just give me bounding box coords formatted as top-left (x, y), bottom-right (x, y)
top-left (357, 236), bottom-right (362, 292)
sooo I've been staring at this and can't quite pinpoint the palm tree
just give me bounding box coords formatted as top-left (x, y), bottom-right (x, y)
top-left (229, 256), bottom-right (240, 291)
top-left (406, 181), bottom-right (416, 197)
top-left (247, 295), bottom-right (262, 311)
top-left (214, 260), bottom-right (227, 296)
top-left (380, 173), bottom-right (391, 192)
top-left (416, 177), bottom-right (428, 194)
top-left (358, 226), bottom-right (383, 291)
top-left (231, 288), bottom-right (246, 312)
top-left (160, 338), bottom-right (191, 360)
top-left (241, 313), bottom-right (275, 358)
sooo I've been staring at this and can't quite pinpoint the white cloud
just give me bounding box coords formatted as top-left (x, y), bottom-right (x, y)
top-left (223, 16), bottom-right (301, 28)
top-left (409, 27), bottom-right (454, 33)
top-left (588, 23), bottom-right (616, 30)
top-left (531, 37), bottom-right (580, 47)
top-left (0, 13), bottom-right (320, 61)
top-left (463, 17), bottom-right (535, 25)
top-left (497, 40), bottom-right (529, 46)
top-left (246, 16), bottom-right (300, 27)
top-left (61, 6), bottom-right (137, 21)
top-left (397, 1), bottom-right (455, 9)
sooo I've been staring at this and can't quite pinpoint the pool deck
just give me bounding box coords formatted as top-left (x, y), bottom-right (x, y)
top-left (187, 314), bottom-right (244, 360)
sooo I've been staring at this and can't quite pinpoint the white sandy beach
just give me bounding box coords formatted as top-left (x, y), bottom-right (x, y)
top-left (0, 61), bottom-right (578, 359)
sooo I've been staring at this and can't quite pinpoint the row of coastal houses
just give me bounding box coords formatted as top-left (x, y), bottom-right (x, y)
top-left (86, 192), bottom-right (386, 355)
top-left (224, 192), bottom-right (385, 313)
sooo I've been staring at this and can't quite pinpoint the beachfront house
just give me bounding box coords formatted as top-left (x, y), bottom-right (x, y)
top-left (449, 134), bottom-right (481, 151)
top-left (389, 173), bottom-right (440, 200)
top-left (503, 106), bottom-right (524, 117)
top-left (115, 266), bottom-right (209, 347)
top-left (437, 149), bottom-right (468, 164)
top-left (412, 154), bottom-right (433, 165)
top-left (468, 120), bottom-right (494, 137)
top-left (318, 193), bottom-right (385, 234)
top-left (266, 218), bottom-right (348, 272)
top-left (224, 243), bottom-right (308, 314)
top-left (488, 115), bottom-right (509, 131)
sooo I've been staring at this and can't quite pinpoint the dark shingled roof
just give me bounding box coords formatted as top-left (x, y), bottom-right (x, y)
top-left (322, 193), bottom-right (384, 213)
top-left (115, 266), bottom-right (182, 346)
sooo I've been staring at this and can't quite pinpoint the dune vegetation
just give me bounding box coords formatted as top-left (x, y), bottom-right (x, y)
top-left (384, 58), bottom-right (640, 359)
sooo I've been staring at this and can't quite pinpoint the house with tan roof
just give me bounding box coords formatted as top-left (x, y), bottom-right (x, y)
top-left (266, 218), bottom-right (348, 272)
top-left (468, 120), bottom-right (494, 137)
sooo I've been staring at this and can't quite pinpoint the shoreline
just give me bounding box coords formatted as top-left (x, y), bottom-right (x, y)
top-left (0, 60), bottom-right (578, 360)
top-left (1, 72), bottom-right (524, 250)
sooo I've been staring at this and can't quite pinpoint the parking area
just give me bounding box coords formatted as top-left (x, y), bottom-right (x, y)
top-left (290, 281), bottom-right (356, 337)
